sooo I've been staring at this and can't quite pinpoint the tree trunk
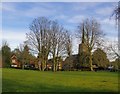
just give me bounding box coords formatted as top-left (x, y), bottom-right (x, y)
top-left (38, 59), bottom-right (42, 71)
top-left (38, 64), bottom-right (41, 71)
top-left (55, 63), bottom-right (58, 71)
top-left (89, 52), bottom-right (93, 71)
top-left (22, 63), bottom-right (24, 70)
top-left (22, 60), bottom-right (25, 69)
top-left (53, 63), bottom-right (56, 72)
top-left (53, 53), bottom-right (56, 72)
top-left (41, 58), bottom-right (46, 71)
top-left (42, 61), bottom-right (45, 71)
top-left (43, 60), bottom-right (47, 71)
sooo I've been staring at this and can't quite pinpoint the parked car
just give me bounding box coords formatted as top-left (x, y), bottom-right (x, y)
top-left (11, 64), bottom-right (18, 68)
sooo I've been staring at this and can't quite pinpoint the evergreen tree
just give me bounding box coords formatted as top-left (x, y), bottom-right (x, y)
top-left (93, 48), bottom-right (109, 69)
top-left (2, 41), bottom-right (11, 67)
top-left (111, 58), bottom-right (120, 71)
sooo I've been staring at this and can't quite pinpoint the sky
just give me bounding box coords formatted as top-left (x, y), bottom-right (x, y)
top-left (1, 2), bottom-right (118, 59)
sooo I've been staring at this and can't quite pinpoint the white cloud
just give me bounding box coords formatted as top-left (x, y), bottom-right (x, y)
top-left (73, 2), bottom-right (100, 11)
top-left (2, 3), bottom-right (57, 18)
top-left (24, 6), bottom-right (56, 18)
top-left (53, 15), bottom-right (68, 20)
top-left (67, 15), bottom-right (86, 24)
top-left (99, 18), bottom-right (117, 41)
top-left (95, 6), bottom-right (114, 16)
top-left (2, 29), bottom-right (29, 50)
top-left (2, 29), bottom-right (27, 41)
top-left (2, 3), bottom-right (16, 12)
top-left (101, 18), bottom-right (115, 26)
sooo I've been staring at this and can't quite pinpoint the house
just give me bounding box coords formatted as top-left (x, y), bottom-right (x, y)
top-left (11, 53), bottom-right (38, 69)
top-left (47, 57), bottom-right (63, 71)
top-left (11, 54), bottom-right (21, 68)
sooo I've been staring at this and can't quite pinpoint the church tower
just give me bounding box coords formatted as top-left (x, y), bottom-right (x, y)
top-left (78, 25), bottom-right (87, 55)
top-left (78, 25), bottom-right (88, 67)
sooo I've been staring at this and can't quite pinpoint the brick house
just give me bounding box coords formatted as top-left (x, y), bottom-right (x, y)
top-left (11, 54), bottom-right (21, 68)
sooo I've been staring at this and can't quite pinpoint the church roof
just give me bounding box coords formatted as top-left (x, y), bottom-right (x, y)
top-left (64, 54), bottom-right (79, 64)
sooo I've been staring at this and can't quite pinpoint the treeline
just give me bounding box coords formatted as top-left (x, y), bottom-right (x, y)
top-left (1, 41), bottom-right (35, 68)
top-left (1, 17), bottom-right (120, 71)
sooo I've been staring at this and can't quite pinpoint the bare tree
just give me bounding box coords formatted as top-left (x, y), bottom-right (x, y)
top-left (64, 30), bottom-right (72, 57)
top-left (77, 18), bottom-right (104, 71)
top-left (110, 44), bottom-right (120, 59)
top-left (111, 1), bottom-right (120, 59)
top-left (50, 21), bottom-right (67, 72)
top-left (107, 41), bottom-right (120, 59)
top-left (112, 1), bottom-right (120, 24)
top-left (26, 17), bottom-right (51, 71)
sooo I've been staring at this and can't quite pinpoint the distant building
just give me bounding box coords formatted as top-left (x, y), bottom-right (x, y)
top-left (63, 29), bottom-right (90, 71)
top-left (47, 57), bottom-right (63, 71)
top-left (11, 54), bottom-right (37, 69)
top-left (11, 54), bottom-right (21, 68)
top-left (62, 55), bottom-right (79, 71)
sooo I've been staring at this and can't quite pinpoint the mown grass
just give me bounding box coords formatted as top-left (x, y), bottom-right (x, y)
top-left (2, 68), bottom-right (119, 92)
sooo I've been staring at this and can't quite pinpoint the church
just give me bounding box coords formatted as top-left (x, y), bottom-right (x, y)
top-left (63, 29), bottom-right (92, 71)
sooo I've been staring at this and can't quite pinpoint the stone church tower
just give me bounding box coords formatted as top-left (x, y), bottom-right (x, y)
top-left (78, 28), bottom-right (88, 67)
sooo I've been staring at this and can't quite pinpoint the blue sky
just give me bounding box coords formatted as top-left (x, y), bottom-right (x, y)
top-left (1, 2), bottom-right (118, 55)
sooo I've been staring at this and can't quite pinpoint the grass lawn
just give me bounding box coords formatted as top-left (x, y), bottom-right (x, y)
top-left (2, 68), bottom-right (119, 92)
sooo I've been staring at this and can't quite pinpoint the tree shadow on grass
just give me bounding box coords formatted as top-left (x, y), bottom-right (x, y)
top-left (2, 78), bottom-right (118, 93)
